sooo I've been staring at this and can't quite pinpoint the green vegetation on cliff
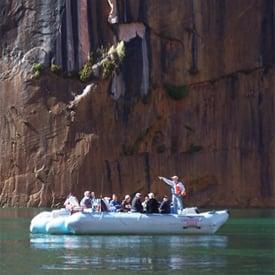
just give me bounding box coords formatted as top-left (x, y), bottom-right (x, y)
top-left (79, 60), bottom-right (93, 82)
top-left (185, 143), bottom-right (203, 154)
top-left (79, 41), bottom-right (126, 82)
top-left (164, 84), bottom-right (188, 100)
top-left (50, 64), bottom-right (61, 74)
top-left (32, 63), bottom-right (43, 78)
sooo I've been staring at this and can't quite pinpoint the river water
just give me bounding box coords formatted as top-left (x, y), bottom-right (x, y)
top-left (0, 208), bottom-right (274, 274)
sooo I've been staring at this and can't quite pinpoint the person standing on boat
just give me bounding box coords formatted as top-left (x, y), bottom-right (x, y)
top-left (131, 193), bottom-right (143, 213)
top-left (158, 175), bottom-right (186, 213)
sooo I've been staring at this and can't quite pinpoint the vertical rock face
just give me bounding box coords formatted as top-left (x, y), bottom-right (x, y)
top-left (0, 0), bottom-right (274, 207)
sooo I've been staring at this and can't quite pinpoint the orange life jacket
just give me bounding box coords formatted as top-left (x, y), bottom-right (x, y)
top-left (176, 183), bottom-right (186, 196)
top-left (175, 184), bottom-right (182, 195)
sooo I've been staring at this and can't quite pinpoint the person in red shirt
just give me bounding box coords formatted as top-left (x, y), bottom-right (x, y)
top-left (159, 175), bottom-right (186, 213)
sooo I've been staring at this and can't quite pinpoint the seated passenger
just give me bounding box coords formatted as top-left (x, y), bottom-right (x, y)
top-left (80, 191), bottom-right (93, 209)
top-left (103, 196), bottom-right (111, 203)
top-left (94, 198), bottom-right (101, 212)
top-left (90, 192), bottom-right (98, 212)
top-left (101, 198), bottom-right (109, 212)
top-left (90, 191), bottom-right (96, 202)
top-left (142, 196), bottom-right (149, 212)
top-left (121, 195), bottom-right (131, 212)
top-left (64, 193), bottom-right (80, 213)
top-left (159, 195), bottom-right (171, 214)
top-left (109, 194), bottom-right (121, 212)
top-left (131, 193), bottom-right (143, 213)
top-left (146, 193), bottom-right (159, 214)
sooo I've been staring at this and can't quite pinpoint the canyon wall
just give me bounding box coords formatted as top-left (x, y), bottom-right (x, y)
top-left (0, 0), bottom-right (274, 207)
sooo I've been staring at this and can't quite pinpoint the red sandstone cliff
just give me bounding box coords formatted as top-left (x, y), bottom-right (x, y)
top-left (0, 0), bottom-right (274, 207)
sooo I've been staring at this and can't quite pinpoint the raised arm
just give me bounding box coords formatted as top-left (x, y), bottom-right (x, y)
top-left (158, 176), bottom-right (174, 188)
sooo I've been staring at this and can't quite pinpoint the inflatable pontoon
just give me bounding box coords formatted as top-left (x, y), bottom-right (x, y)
top-left (30, 208), bottom-right (229, 235)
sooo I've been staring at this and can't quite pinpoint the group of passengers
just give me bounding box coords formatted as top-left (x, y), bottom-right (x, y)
top-left (120, 192), bottom-right (171, 214)
top-left (64, 175), bottom-right (186, 214)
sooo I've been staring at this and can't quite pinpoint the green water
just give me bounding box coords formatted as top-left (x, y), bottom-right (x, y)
top-left (0, 209), bottom-right (274, 274)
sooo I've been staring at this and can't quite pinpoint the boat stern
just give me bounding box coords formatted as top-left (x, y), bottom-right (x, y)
top-left (210, 210), bottom-right (229, 233)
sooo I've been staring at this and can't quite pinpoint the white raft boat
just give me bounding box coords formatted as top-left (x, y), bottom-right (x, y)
top-left (30, 207), bottom-right (229, 235)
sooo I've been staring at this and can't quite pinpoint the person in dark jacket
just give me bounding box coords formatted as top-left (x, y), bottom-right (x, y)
top-left (131, 193), bottom-right (143, 213)
top-left (159, 195), bottom-right (171, 214)
top-left (146, 193), bottom-right (159, 213)
top-left (121, 194), bottom-right (131, 212)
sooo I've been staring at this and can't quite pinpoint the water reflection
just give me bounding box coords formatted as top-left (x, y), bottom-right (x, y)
top-left (30, 235), bottom-right (228, 250)
top-left (30, 235), bottom-right (228, 271)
